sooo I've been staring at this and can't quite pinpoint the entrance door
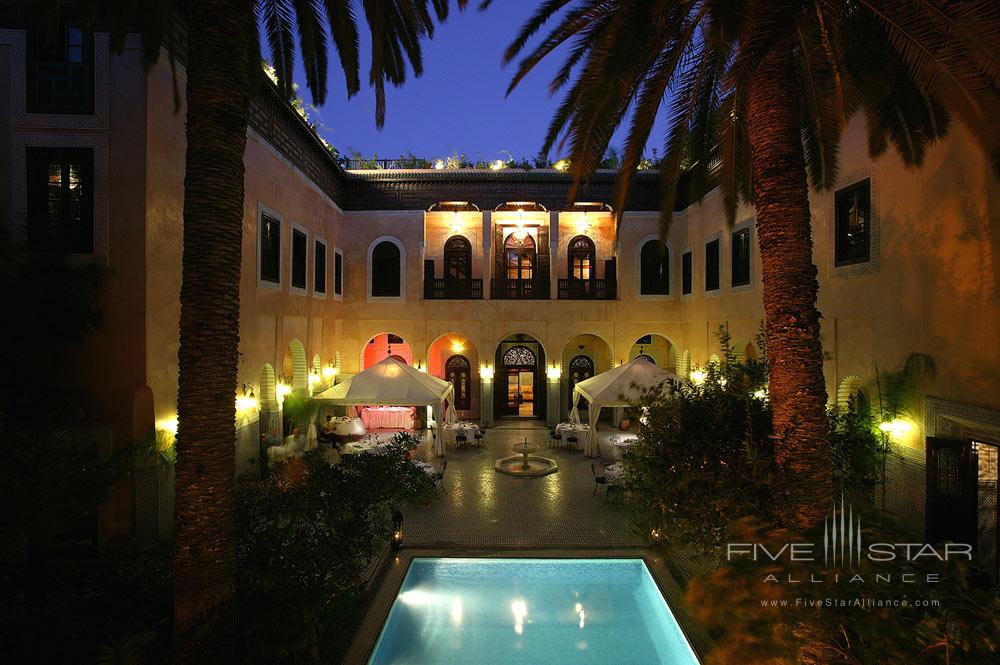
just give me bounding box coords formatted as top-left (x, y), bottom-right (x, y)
top-left (506, 369), bottom-right (535, 416)
top-left (926, 437), bottom-right (978, 546)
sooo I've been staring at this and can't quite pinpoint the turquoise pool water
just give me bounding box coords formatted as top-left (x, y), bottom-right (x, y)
top-left (368, 558), bottom-right (700, 664)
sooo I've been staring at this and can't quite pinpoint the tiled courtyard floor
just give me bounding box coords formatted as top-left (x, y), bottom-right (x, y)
top-left (405, 421), bottom-right (642, 548)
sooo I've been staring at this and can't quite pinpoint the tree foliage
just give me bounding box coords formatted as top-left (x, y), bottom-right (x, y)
top-left (495, 0), bottom-right (1000, 232)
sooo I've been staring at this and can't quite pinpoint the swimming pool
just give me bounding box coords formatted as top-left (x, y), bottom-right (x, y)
top-left (368, 558), bottom-right (700, 664)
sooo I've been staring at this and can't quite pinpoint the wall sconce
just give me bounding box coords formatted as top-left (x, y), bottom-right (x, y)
top-left (236, 383), bottom-right (258, 412)
top-left (451, 340), bottom-right (464, 353)
top-left (546, 365), bottom-right (562, 380)
top-left (392, 509), bottom-right (404, 550)
top-left (308, 368), bottom-right (320, 387)
top-left (480, 365), bottom-right (495, 381)
top-left (322, 363), bottom-right (339, 380)
top-left (689, 369), bottom-right (707, 385)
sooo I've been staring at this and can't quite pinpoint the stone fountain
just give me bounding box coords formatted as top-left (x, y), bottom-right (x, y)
top-left (495, 438), bottom-right (559, 477)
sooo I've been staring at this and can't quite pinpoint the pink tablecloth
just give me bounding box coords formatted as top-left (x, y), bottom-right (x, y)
top-left (361, 406), bottom-right (415, 429)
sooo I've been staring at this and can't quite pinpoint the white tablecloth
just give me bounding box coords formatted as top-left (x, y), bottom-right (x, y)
top-left (442, 422), bottom-right (481, 446)
top-left (343, 433), bottom-right (398, 455)
top-left (361, 406), bottom-right (415, 429)
top-left (605, 462), bottom-right (626, 483)
top-left (328, 416), bottom-right (365, 436)
top-left (556, 423), bottom-right (589, 450)
top-left (609, 432), bottom-right (639, 458)
top-left (411, 460), bottom-right (436, 476)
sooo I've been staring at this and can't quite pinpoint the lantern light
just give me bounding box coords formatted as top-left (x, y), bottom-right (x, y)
top-left (391, 509), bottom-right (404, 550)
top-left (690, 369), bottom-right (707, 385)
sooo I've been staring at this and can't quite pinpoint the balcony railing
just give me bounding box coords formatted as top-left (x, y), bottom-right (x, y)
top-left (490, 277), bottom-right (550, 300)
top-left (423, 278), bottom-right (483, 300)
top-left (558, 278), bottom-right (617, 300)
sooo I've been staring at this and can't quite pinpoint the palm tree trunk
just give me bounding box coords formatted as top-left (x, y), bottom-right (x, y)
top-left (173, 0), bottom-right (252, 637)
top-left (746, 44), bottom-right (831, 531)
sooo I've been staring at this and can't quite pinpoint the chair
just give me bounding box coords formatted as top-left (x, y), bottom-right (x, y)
top-left (455, 433), bottom-right (468, 450)
top-left (433, 460), bottom-right (449, 495)
top-left (566, 435), bottom-right (579, 452)
top-left (591, 463), bottom-right (607, 496)
top-left (473, 428), bottom-right (485, 448)
top-left (549, 429), bottom-right (560, 448)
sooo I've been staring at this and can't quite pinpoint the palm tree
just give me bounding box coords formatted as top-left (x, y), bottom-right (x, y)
top-left (86, 0), bottom-right (465, 635)
top-left (497, 0), bottom-right (1000, 530)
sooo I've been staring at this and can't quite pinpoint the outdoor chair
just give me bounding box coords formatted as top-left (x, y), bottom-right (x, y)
top-left (549, 429), bottom-right (560, 448)
top-left (591, 463), bottom-right (607, 496)
top-left (567, 435), bottom-right (579, 452)
top-left (473, 429), bottom-right (485, 448)
top-left (433, 460), bottom-right (448, 495)
top-left (455, 433), bottom-right (468, 450)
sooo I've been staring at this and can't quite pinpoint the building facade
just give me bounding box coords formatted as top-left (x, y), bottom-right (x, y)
top-left (2, 19), bottom-right (999, 547)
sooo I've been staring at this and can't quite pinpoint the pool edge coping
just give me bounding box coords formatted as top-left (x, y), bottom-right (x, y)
top-left (340, 547), bottom-right (712, 665)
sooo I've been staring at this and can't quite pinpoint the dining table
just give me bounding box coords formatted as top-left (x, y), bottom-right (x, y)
top-left (328, 416), bottom-right (366, 437)
top-left (411, 459), bottom-right (436, 476)
top-left (342, 432), bottom-right (398, 455)
top-left (555, 422), bottom-right (589, 450)
top-left (441, 421), bottom-right (481, 447)
top-left (608, 432), bottom-right (640, 458)
top-left (361, 406), bottom-right (415, 429)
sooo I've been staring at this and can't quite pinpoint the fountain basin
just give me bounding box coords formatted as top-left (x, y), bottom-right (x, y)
top-left (494, 454), bottom-right (559, 477)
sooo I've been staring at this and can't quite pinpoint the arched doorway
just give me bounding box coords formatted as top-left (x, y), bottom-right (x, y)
top-left (628, 334), bottom-right (679, 373)
top-left (561, 333), bottom-right (613, 420)
top-left (495, 334), bottom-right (546, 418)
top-left (428, 332), bottom-right (479, 418)
top-left (362, 332), bottom-right (412, 369)
top-left (445, 354), bottom-right (471, 410)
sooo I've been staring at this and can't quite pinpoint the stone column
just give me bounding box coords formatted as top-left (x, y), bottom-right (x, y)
top-left (546, 368), bottom-right (560, 427)
top-left (481, 370), bottom-right (494, 425)
top-left (550, 210), bottom-right (559, 299)
top-left (482, 211), bottom-right (492, 300)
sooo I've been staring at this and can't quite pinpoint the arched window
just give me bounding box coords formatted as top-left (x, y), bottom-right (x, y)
top-left (371, 240), bottom-right (401, 297)
top-left (445, 354), bottom-right (471, 410)
top-left (568, 235), bottom-right (595, 281)
top-left (505, 233), bottom-right (535, 281)
top-left (444, 235), bottom-right (472, 281)
top-left (639, 239), bottom-right (669, 295)
top-left (502, 345), bottom-right (536, 367)
top-left (568, 354), bottom-right (595, 397)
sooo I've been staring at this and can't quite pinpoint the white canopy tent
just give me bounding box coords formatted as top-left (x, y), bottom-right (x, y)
top-left (569, 357), bottom-right (676, 457)
top-left (312, 356), bottom-right (457, 455)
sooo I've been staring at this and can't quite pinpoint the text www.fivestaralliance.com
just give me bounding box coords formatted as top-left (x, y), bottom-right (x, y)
top-left (760, 598), bottom-right (941, 608)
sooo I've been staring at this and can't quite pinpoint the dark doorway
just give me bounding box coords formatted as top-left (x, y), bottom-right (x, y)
top-left (445, 354), bottom-right (471, 411)
top-left (926, 437), bottom-right (979, 547)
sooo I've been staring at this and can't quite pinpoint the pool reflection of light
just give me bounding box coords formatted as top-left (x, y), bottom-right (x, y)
top-left (511, 599), bottom-right (528, 635)
top-left (450, 597), bottom-right (464, 627)
top-left (575, 603), bottom-right (586, 629)
top-left (399, 589), bottom-right (437, 606)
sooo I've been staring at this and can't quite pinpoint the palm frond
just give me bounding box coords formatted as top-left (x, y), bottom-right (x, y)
top-left (291, 0), bottom-right (329, 104)
top-left (260, 0), bottom-right (297, 99)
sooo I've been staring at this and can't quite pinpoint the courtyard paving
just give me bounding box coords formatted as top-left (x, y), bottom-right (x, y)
top-left (405, 421), bottom-right (642, 548)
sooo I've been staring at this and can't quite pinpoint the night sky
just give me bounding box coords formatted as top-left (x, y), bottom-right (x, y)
top-left (289, 1), bottom-right (644, 162)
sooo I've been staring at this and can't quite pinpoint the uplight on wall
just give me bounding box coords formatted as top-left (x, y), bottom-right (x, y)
top-left (276, 381), bottom-right (293, 400)
top-left (480, 365), bottom-right (495, 381)
top-left (156, 416), bottom-right (179, 436)
top-left (546, 365), bottom-right (562, 380)
top-left (879, 418), bottom-right (913, 439)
